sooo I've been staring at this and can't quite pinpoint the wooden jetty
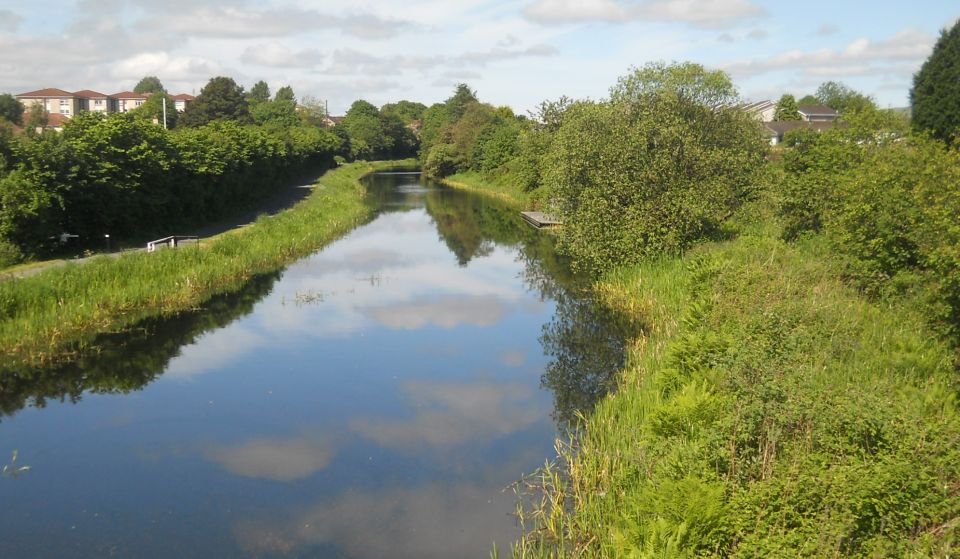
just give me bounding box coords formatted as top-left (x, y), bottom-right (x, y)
top-left (520, 211), bottom-right (562, 229)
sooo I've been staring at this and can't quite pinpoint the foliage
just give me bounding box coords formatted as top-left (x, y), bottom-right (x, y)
top-left (132, 91), bottom-right (178, 128)
top-left (774, 93), bottom-right (800, 121)
top-left (341, 99), bottom-right (389, 159)
top-left (544, 63), bottom-right (766, 273)
top-left (275, 85), bottom-right (295, 103)
top-left (298, 95), bottom-right (328, 126)
top-left (248, 80), bottom-right (270, 105)
top-left (911, 19), bottom-right (960, 142)
top-left (24, 104), bottom-right (47, 132)
top-left (814, 81), bottom-right (877, 113)
top-left (0, 94), bottom-right (23, 126)
top-left (0, 161), bottom-right (406, 368)
top-left (250, 99), bottom-right (299, 128)
top-left (381, 100), bottom-right (427, 125)
top-left (446, 83), bottom-right (479, 120)
top-left (133, 76), bottom-right (165, 95)
top-left (180, 76), bottom-right (251, 127)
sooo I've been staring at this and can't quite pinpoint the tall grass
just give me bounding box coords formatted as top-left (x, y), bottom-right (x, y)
top-left (513, 213), bottom-right (960, 556)
top-left (440, 170), bottom-right (531, 208)
top-left (0, 160), bottom-right (416, 369)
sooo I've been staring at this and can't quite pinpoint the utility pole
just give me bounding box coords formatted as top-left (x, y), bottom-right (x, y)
top-left (162, 96), bottom-right (168, 130)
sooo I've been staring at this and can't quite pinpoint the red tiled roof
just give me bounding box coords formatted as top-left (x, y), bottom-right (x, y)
top-left (16, 87), bottom-right (75, 98)
top-left (171, 93), bottom-right (195, 101)
top-left (46, 113), bottom-right (69, 127)
top-left (109, 91), bottom-right (148, 100)
top-left (73, 89), bottom-right (109, 98)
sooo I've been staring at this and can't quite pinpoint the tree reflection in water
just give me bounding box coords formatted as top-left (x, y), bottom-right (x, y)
top-left (0, 273), bottom-right (280, 421)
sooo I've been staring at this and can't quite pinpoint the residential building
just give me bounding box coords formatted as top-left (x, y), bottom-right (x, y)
top-left (740, 100), bottom-right (777, 122)
top-left (764, 120), bottom-right (840, 146)
top-left (321, 115), bottom-right (345, 127)
top-left (72, 90), bottom-right (111, 113)
top-left (15, 88), bottom-right (81, 117)
top-left (110, 91), bottom-right (149, 113)
top-left (797, 104), bottom-right (839, 122)
top-left (171, 93), bottom-right (195, 112)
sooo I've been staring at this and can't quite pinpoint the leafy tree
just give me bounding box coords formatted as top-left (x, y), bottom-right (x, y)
top-left (24, 103), bottom-right (48, 133)
top-left (341, 99), bottom-right (389, 159)
top-left (814, 81), bottom-right (876, 113)
top-left (774, 94), bottom-right (801, 121)
top-left (248, 80), bottom-right (270, 105)
top-left (251, 99), bottom-right (299, 128)
top-left (132, 92), bottom-right (178, 128)
top-left (275, 86), bottom-right (295, 103)
top-left (610, 61), bottom-right (737, 108)
top-left (179, 76), bottom-right (250, 127)
top-left (381, 100), bottom-right (427, 125)
top-left (0, 93), bottom-right (23, 126)
top-left (298, 95), bottom-right (328, 126)
top-left (133, 76), bottom-right (165, 95)
top-left (379, 110), bottom-right (418, 157)
top-left (911, 19), bottom-right (960, 142)
top-left (797, 94), bottom-right (819, 106)
top-left (544, 62), bottom-right (767, 273)
top-left (446, 83), bottom-right (478, 120)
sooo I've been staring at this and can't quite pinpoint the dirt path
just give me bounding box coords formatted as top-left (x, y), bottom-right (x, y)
top-left (0, 172), bottom-right (325, 282)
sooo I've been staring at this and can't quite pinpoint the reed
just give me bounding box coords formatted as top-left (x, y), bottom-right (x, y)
top-left (0, 160), bottom-right (416, 369)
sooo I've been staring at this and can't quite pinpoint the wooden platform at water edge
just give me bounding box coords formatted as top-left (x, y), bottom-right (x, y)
top-left (520, 211), bottom-right (562, 229)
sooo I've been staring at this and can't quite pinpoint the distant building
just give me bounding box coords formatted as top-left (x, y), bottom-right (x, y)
top-left (15, 88), bottom-right (81, 117)
top-left (72, 90), bottom-right (111, 113)
top-left (171, 93), bottom-right (195, 112)
top-left (764, 120), bottom-right (840, 146)
top-left (321, 115), bottom-right (345, 127)
top-left (740, 100), bottom-right (777, 122)
top-left (797, 104), bottom-right (839, 122)
top-left (110, 91), bottom-right (149, 113)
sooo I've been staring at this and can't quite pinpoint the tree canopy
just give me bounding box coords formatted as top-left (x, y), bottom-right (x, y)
top-left (133, 76), bottom-right (165, 95)
top-left (610, 61), bottom-right (738, 108)
top-left (814, 81), bottom-right (876, 113)
top-left (275, 86), bottom-right (295, 103)
top-left (248, 80), bottom-right (271, 104)
top-left (132, 92), bottom-right (177, 129)
top-left (0, 94), bottom-right (23, 126)
top-left (179, 76), bottom-right (250, 127)
top-left (911, 19), bottom-right (960, 142)
top-left (774, 94), bottom-right (801, 121)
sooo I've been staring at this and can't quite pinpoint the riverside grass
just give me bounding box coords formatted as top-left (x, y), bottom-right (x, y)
top-left (0, 160), bottom-right (415, 369)
top-left (453, 174), bottom-right (960, 556)
top-left (513, 219), bottom-right (960, 557)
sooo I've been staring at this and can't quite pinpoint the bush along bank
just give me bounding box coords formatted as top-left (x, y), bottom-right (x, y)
top-left (513, 224), bottom-right (960, 557)
top-left (0, 160), bottom-right (416, 370)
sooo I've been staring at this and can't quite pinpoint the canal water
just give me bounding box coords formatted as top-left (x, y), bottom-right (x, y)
top-left (0, 172), bottom-right (627, 558)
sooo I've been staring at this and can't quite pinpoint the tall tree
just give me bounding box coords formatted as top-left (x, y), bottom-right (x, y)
top-left (248, 80), bottom-right (270, 105)
top-left (24, 104), bottom-right (48, 134)
top-left (814, 81), bottom-right (876, 113)
top-left (911, 20), bottom-right (960, 142)
top-left (179, 76), bottom-right (250, 127)
top-left (0, 94), bottom-right (23, 126)
top-left (275, 86), bottom-right (295, 103)
top-left (446, 83), bottom-right (478, 120)
top-left (381, 100), bottom-right (427, 125)
top-left (342, 99), bottom-right (389, 159)
top-left (610, 61), bottom-right (738, 108)
top-left (775, 94), bottom-right (801, 121)
top-left (133, 76), bottom-right (166, 95)
top-left (797, 94), bottom-right (819, 106)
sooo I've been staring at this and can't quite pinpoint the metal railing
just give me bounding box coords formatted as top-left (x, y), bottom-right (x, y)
top-left (146, 235), bottom-right (199, 252)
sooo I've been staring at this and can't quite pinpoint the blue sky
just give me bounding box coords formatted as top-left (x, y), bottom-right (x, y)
top-left (0, 0), bottom-right (956, 114)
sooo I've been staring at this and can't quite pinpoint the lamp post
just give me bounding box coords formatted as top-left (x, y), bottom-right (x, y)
top-left (104, 234), bottom-right (111, 252)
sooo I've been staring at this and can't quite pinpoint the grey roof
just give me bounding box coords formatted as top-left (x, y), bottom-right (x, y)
top-left (797, 104), bottom-right (838, 116)
top-left (764, 120), bottom-right (842, 136)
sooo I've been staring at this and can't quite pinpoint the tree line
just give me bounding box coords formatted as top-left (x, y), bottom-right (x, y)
top-left (0, 76), bottom-right (424, 265)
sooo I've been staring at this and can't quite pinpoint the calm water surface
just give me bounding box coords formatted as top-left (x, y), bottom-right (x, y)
top-left (0, 172), bottom-right (627, 558)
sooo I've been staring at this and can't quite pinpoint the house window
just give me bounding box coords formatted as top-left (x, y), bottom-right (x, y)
top-left (60, 99), bottom-right (71, 114)
top-left (95, 99), bottom-right (103, 106)
top-left (135, 100), bottom-right (144, 107)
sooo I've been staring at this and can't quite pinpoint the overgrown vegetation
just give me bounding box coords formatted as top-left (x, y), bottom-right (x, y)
top-left (418, 55), bottom-right (960, 556)
top-left (0, 160), bottom-right (412, 369)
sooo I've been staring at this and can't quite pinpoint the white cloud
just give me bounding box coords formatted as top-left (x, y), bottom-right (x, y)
top-left (206, 436), bottom-right (336, 481)
top-left (241, 43), bottom-right (325, 68)
top-left (724, 27), bottom-right (936, 79)
top-left (816, 22), bottom-right (839, 36)
top-left (523, 0), bottom-right (764, 28)
top-left (111, 52), bottom-right (223, 83)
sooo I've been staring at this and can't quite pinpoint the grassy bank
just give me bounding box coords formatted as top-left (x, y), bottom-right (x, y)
top-left (444, 173), bottom-right (960, 556)
top-left (439, 170), bottom-right (532, 207)
top-left (0, 160), bottom-right (415, 370)
top-left (514, 208), bottom-right (960, 556)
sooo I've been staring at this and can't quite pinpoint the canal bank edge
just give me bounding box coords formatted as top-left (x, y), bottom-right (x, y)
top-left (447, 175), bottom-right (960, 557)
top-left (0, 159), bottom-right (417, 370)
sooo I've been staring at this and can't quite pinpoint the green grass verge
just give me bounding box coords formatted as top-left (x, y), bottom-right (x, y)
top-left (515, 215), bottom-right (960, 556)
top-left (440, 170), bottom-right (530, 207)
top-left (0, 160), bottom-right (416, 369)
